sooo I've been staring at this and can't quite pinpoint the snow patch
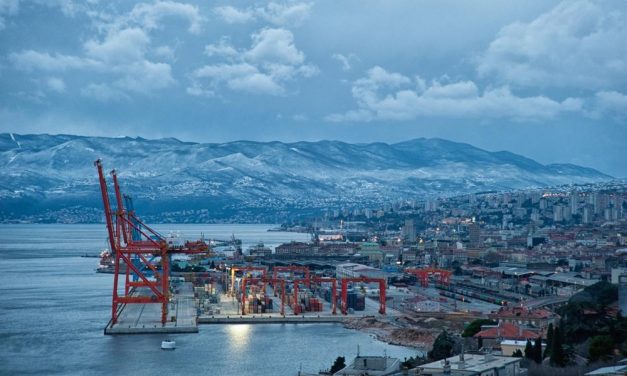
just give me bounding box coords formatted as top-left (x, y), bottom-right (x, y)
top-left (9, 133), bottom-right (21, 148)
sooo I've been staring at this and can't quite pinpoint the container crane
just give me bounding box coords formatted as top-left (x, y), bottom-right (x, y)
top-left (240, 277), bottom-right (286, 316)
top-left (229, 266), bottom-right (267, 296)
top-left (94, 159), bottom-right (208, 325)
top-left (405, 268), bottom-right (452, 288)
top-left (293, 277), bottom-right (337, 315)
top-left (340, 277), bottom-right (387, 315)
top-left (272, 265), bottom-right (311, 287)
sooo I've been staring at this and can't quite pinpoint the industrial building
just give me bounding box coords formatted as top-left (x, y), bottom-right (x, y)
top-left (417, 353), bottom-right (521, 376)
top-left (336, 262), bottom-right (387, 279)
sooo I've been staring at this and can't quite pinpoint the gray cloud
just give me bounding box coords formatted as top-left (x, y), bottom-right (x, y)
top-left (213, 5), bottom-right (254, 24)
top-left (46, 77), bottom-right (66, 93)
top-left (0, 0), bottom-right (19, 30)
top-left (128, 1), bottom-right (203, 34)
top-left (477, 0), bottom-right (627, 90)
top-left (191, 28), bottom-right (317, 96)
top-left (331, 53), bottom-right (358, 71)
top-left (9, 50), bottom-right (104, 71)
top-left (213, 2), bottom-right (312, 27)
top-left (6, 1), bottom-right (203, 100)
top-left (588, 90), bottom-right (627, 119)
top-left (327, 66), bottom-right (584, 122)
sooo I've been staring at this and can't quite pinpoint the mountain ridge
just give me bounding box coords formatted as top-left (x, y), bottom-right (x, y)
top-left (0, 133), bottom-right (613, 223)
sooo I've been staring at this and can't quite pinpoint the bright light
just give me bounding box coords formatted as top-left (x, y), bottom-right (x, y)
top-left (227, 324), bottom-right (251, 350)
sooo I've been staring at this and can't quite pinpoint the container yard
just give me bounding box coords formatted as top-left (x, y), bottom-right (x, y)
top-left (94, 159), bottom-right (496, 334)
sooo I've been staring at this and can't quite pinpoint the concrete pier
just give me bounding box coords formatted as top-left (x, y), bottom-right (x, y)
top-left (198, 314), bottom-right (347, 324)
top-left (104, 282), bottom-right (394, 333)
top-left (104, 283), bottom-right (198, 335)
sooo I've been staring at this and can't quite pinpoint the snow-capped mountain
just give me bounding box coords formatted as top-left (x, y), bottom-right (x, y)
top-left (0, 133), bottom-right (612, 222)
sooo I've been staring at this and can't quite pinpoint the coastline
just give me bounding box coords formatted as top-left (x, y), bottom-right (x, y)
top-left (343, 316), bottom-right (436, 351)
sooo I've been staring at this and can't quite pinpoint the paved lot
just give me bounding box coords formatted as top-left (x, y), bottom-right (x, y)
top-left (106, 283), bottom-right (198, 334)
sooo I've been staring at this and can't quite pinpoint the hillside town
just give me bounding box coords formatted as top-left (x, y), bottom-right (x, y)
top-left (259, 182), bottom-right (627, 375)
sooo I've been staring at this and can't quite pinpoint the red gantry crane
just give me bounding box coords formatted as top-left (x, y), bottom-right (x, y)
top-left (340, 277), bottom-right (387, 315)
top-left (406, 268), bottom-right (452, 288)
top-left (95, 159), bottom-right (208, 325)
top-left (293, 277), bottom-right (337, 315)
top-left (240, 277), bottom-right (286, 316)
top-left (272, 265), bottom-right (310, 286)
top-left (229, 266), bottom-right (267, 296)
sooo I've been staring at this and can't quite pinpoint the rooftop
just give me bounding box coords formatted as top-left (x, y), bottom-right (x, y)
top-left (334, 356), bottom-right (400, 376)
top-left (546, 272), bottom-right (600, 286)
top-left (419, 354), bottom-right (520, 374)
top-left (584, 365), bottom-right (627, 376)
top-left (474, 321), bottom-right (538, 340)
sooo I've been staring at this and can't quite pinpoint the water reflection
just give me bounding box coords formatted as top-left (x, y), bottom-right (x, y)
top-left (227, 324), bottom-right (251, 350)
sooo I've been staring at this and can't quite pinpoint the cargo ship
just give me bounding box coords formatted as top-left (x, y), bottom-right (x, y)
top-left (96, 249), bottom-right (127, 274)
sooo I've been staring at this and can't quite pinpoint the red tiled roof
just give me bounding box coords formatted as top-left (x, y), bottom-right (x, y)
top-left (474, 322), bottom-right (539, 340)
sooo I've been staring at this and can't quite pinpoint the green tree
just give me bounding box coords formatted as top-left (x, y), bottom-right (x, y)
top-left (550, 326), bottom-right (565, 367)
top-left (524, 340), bottom-right (534, 360)
top-left (588, 335), bottom-right (615, 363)
top-left (461, 319), bottom-right (497, 337)
top-left (533, 337), bottom-right (543, 364)
top-left (428, 329), bottom-right (455, 361)
top-left (329, 356), bottom-right (346, 374)
top-left (401, 355), bottom-right (428, 369)
top-left (545, 323), bottom-right (554, 359)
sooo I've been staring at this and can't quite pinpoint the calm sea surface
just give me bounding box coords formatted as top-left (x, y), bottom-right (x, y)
top-left (0, 224), bottom-right (418, 376)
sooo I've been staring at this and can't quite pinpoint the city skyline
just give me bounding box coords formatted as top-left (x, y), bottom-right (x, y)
top-left (1, 0), bottom-right (626, 176)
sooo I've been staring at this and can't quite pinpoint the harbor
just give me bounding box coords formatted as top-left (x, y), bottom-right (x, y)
top-left (104, 270), bottom-right (401, 334)
top-left (0, 224), bottom-right (418, 375)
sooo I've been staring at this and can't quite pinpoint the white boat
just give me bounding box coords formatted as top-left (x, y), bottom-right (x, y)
top-left (161, 339), bottom-right (176, 350)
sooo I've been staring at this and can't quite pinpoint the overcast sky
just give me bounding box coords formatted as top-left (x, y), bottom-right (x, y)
top-left (1, 0), bottom-right (626, 176)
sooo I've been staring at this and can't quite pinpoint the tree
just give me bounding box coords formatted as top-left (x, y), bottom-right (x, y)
top-left (524, 340), bottom-right (534, 361)
top-left (588, 335), bottom-right (615, 363)
top-left (533, 337), bottom-right (543, 364)
top-left (329, 356), bottom-right (346, 374)
top-left (545, 323), bottom-right (554, 359)
top-left (428, 329), bottom-right (455, 361)
top-left (462, 319), bottom-right (497, 337)
top-left (401, 355), bottom-right (428, 369)
top-left (550, 326), bottom-right (566, 367)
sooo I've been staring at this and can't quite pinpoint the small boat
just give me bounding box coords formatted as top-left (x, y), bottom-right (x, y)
top-left (161, 339), bottom-right (176, 350)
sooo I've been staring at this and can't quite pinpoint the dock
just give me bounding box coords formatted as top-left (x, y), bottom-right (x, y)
top-left (104, 283), bottom-right (198, 335)
top-left (198, 314), bottom-right (346, 324)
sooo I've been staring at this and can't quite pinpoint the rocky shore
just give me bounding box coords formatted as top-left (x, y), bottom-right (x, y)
top-left (343, 316), bottom-right (438, 350)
